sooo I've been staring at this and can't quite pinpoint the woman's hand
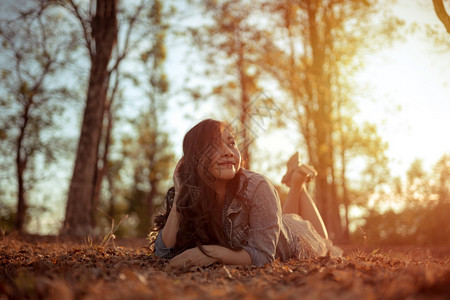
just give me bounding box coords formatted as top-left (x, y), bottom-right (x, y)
top-left (167, 246), bottom-right (251, 271)
top-left (167, 247), bottom-right (218, 270)
top-left (161, 157), bottom-right (185, 248)
top-left (173, 157), bottom-right (184, 196)
top-left (172, 157), bottom-right (184, 208)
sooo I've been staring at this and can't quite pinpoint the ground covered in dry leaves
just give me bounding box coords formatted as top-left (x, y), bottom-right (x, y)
top-left (1, 234), bottom-right (450, 300)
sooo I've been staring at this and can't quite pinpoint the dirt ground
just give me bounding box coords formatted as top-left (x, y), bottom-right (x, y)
top-left (1, 234), bottom-right (450, 300)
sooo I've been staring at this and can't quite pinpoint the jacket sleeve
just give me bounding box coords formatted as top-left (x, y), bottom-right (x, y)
top-left (153, 188), bottom-right (177, 259)
top-left (241, 177), bottom-right (282, 266)
top-left (154, 229), bottom-right (176, 259)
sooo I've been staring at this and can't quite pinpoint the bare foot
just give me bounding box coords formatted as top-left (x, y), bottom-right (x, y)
top-left (281, 153), bottom-right (300, 187)
top-left (282, 153), bottom-right (317, 188)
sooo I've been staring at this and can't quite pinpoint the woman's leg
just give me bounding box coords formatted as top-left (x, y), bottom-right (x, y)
top-left (282, 170), bottom-right (329, 239)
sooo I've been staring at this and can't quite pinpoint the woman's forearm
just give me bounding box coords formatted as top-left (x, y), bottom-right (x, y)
top-left (168, 245), bottom-right (252, 269)
top-left (161, 194), bottom-right (179, 248)
top-left (203, 245), bottom-right (252, 265)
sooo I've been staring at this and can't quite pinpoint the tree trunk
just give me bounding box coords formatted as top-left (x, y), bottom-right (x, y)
top-left (15, 164), bottom-right (26, 232)
top-left (341, 171), bottom-right (350, 239)
top-left (15, 149), bottom-right (26, 233)
top-left (63, 0), bottom-right (117, 238)
top-left (91, 100), bottom-right (113, 227)
top-left (236, 29), bottom-right (251, 168)
top-left (15, 98), bottom-right (32, 232)
top-left (107, 169), bottom-right (116, 220)
top-left (306, 0), bottom-right (342, 239)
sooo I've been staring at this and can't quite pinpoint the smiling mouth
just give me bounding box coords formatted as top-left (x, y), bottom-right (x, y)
top-left (217, 161), bottom-right (235, 167)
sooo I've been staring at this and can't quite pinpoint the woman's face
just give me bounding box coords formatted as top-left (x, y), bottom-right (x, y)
top-left (199, 128), bottom-right (241, 183)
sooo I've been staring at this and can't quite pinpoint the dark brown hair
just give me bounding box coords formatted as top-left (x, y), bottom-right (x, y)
top-left (154, 119), bottom-right (244, 255)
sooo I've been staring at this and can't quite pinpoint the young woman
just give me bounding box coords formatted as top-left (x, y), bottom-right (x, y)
top-left (153, 119), bottom-right (342, 268)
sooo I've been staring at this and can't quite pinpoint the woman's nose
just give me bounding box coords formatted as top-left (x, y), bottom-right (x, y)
top-left (222, 144), bottom-right (234, 157)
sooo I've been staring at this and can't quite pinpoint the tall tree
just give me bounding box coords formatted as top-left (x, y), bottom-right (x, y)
top-left (61, 0), bottom-right (174, 237)
top-left (185, 0), bottom-right (266, 167)
top-left (63, 0), bottom-right (118, 237)
top-left (99, 0), bottom-right (174, 236)
top-left (336, 119), bottom-right (389, 238)
top-left (89, 0), bottom-right (163, 229)
top-left (0, 0), bottom-right (78, 232)
top-left (260, 0), bottom-right (400, 239)
top-left (431, 154), bottom-right (450, 204)
top-left (135, 0), bottom-right (173, 233)
top-left (119, 111), bottom-right (174, 236)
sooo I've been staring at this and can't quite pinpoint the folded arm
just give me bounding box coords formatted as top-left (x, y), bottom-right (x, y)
top-left (161, 192), bottom-right (179, 248)
top-left (168, 245), bottom-right (251, 269)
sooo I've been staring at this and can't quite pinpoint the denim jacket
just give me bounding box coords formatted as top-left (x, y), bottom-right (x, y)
top-left (154, 169), bottom-right (295, 266)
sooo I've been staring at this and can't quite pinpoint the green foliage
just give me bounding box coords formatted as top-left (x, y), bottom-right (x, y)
top-left (416, 202), bottom-right (450, 245)
top-left (356, 201), bottom-right (450, 246)
top-left (355, 154), bottom-right (450, 245)
top-left (104, 111), bottom-right (175, 237)
top-left (355, 208), bottom-right (421, 245)
top-left (0, 0), bottom-right (441, 239)
top-left (255, 0), bottom-right (403, 237)
top-left (92, 0), bottom-right (174, 237)
top-left (168, 0), bottom-right (404, 238)
top-left (0, 204), bottom-right (16, 234)
top-left (182, 0), bottom-right (272, 166)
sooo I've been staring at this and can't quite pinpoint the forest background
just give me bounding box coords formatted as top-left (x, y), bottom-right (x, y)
top-left (0, 0), bottom-right (449, 247)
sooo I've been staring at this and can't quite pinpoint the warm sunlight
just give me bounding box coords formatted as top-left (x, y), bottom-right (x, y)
top-left (247, 2), bottom-right (450, 184)
top-left (175, 2), bottom-right (450, 185)
top-left (351, 3), bottom-right (450, 179)
top-left (2, 0), bottom-right (450, 298)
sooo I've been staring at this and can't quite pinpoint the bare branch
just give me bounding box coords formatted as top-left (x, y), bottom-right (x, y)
top-left (67, 0), bottom-right (94, 58)
top-left (432, 0), bottom-right (450, 33)
top-left (108, 0), bottom-right (146, 74)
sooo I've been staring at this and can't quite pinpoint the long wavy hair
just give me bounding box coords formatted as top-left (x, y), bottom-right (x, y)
top-left (154, 119), bottom-right (245, 255)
